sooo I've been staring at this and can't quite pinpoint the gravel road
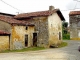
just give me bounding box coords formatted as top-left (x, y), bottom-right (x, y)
top-left (0, 40), bottom-right (80, 60)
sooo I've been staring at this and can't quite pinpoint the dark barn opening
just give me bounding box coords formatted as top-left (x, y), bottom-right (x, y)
top-left (25, 35), bottom-right (28, 47)
top-left (33, 33), bottom-right (37, 46)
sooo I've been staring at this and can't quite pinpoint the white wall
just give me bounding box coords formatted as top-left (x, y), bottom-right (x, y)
top-left (48, 12), bottom-right (62, 46)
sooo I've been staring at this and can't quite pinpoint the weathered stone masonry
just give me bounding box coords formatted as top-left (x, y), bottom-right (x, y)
top-left (22, 17), bottom-right (49, 47)
top-left (70, 15), bottom-right (80, 40)
top-left (0, 6), bottom-right (65, 51)
top-left (10, 25), bottom-right (35, 50)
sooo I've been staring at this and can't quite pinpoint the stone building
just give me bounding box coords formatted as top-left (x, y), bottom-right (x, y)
top-left (0, 6), bottom-right (65, 51)
top-left (0, 13), bottom-right (34, 50)
top-left (15, 6), bottom-right (65, 48)
top-left (69, 11), bottom-right (80, 40)
top-left (0, 30), bottom-right (10, 51)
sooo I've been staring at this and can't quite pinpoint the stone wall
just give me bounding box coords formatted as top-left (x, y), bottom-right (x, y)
top-left (22, 16), bottom-right (49, 47)
top-left (11, 25), bottom-right (34, 50)
top-left (0, 35), bottom-right (10, 51)
top-left (70, 15), bottom-right (80, 40)
top-left (0, 20), bottom-right (35, 50)
top-left (48, 13), bottom-right (62, 47)
top-left (19, 14), bottom-right (62, 47)
top-left (26, 26), bottom-right (34, 47)
top-left (0, 14), bottom-right (36, 50)
top-left (35, 17), bottom-right (49, 47)
top-left (11, 26), bottom-right (25, 50)
top-left (0, 21), bottom-right (11, 32)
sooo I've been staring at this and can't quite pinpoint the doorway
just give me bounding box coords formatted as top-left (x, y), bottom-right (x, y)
top-left (33, 33), bottom-right (37, 46)
top-left (25, 35), bottom-right (28, 47)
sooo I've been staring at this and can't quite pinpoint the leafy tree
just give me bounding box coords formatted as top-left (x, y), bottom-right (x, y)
top-left (62, 22), bottom-right (70, 40)
top-left (62, 22), bottom-right (68, 34)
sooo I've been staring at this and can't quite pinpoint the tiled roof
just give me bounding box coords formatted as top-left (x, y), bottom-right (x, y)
top-left (69, 11), bottom-right (80, 16)
top-left (0, 15), bottom-right (33, 26)
top-left (14, 9), bottom-right (58, 18)
top-left (0, 30), bottom-right (10, 34)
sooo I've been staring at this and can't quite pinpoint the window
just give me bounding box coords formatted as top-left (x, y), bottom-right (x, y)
top-left (25, 35), bottom-right (28, 46)
top-left (26, 26), bottom-right (28, 30)
top-left (59, 32), bottom-right (61, 40)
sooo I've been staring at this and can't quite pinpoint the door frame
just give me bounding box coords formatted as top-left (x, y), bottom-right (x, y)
top-left (59, 32), bottom-right (61, 40)
top-left (25, 35), bottom-right (28, 47)
top-left (33, 33), bottom-right (37, 46)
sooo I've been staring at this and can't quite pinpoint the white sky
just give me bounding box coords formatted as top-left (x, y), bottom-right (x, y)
top-left (0, 0), bottom-right (80, 23)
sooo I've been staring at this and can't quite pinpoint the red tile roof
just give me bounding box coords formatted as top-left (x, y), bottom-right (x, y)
top-left (0, 15), bottom-right (33, 26)
top-left (69, 11), bottom-right (80, 16)
top-left (0, 30), bottom-right (10, 34)
top-left (14, 9), bottom-right (58, 18)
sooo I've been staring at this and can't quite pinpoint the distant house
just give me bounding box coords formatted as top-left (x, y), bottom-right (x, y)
top-left (15, 6), bottom-right (65, 48)
top-left (69, 11), bottom-right (80, 40)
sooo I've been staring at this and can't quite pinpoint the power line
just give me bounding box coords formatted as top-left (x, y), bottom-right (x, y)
top-left (0, 0), bottom-right (24, 13)
top-left (61, 9), bottom-right (74, 11)
top-left (61, 8), bottom-right (79, 11)
top-left (61, 0), bottom-right (80, 11)
top-left (74, 1), bottom-right (77, 10)
top-left (61, 9), bottom-right (75, 11)
top-left (73, 0), bottom-right (80, 10)
top-left (0, 0), bottom-right (80, 12)
top-left (73, 0), bottom-right (80, 2)
top-left (61, 8), bottom-right (80, 11)
top-left (61, 4), bottom-right (80, 11)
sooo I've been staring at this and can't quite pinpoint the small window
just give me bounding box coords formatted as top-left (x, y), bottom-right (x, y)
top-left (26, 27), bottom-right (28, 30)
top-left (59, 32), bottom-right (61, 40)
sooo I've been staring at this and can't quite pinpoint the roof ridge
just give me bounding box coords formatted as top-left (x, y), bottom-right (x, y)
top-left (69, 11), bottom-right (80, 15)
top-left (0, 15), bottom-right (26, 25)
top-left (14, 9), bottom-right (59, 18)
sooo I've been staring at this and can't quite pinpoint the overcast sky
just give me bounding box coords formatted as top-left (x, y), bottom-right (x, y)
top-left (0, 0), bottom-right (80, 23)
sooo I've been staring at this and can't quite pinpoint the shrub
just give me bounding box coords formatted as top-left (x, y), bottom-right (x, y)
top-left (63, 33), bottom-right (70, 40)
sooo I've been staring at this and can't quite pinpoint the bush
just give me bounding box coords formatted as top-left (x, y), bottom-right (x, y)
top-left (63, 33), bottom-right (70, 40)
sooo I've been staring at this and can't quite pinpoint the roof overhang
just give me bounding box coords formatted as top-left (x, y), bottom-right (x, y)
top-left (56, 10), bottom-right (65, 21)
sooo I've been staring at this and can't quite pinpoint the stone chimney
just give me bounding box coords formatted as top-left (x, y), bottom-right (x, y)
top-left (49, 6), bottom-right (55, 11)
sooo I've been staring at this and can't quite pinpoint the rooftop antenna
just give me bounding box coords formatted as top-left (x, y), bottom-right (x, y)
top-left (16, 12), bottom-right (19, 14)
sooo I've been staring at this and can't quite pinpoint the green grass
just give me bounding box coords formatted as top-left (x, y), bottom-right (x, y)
top-left (1, 47), bottom-right (45, 53)
top-left (58, 42), bottom-right (68, 48)
top-left (0, 42), bottom-right (68, 53)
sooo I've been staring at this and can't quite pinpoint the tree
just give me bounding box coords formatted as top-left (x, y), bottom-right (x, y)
top-left (62, 22), bottom-right (68, 34)
top-left (62, 22), bottom-right (68, 28)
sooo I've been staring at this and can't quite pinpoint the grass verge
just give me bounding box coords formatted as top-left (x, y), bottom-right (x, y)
top-left (58, 42), bottom-right (68, 48)
top-left (0, 42), bottom-right (68, 53)
top-left (1, 47), bottom-right (45, 53)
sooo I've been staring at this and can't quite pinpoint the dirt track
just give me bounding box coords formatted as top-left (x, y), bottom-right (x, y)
top-left (0, 40), bottom-right (80, 60)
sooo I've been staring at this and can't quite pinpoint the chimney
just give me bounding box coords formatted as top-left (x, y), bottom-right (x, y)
top-left (49, 6), bottom-right (55, 11)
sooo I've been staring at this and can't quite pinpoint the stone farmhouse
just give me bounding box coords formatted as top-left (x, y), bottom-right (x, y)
top-left (0, 13), bottom-right (34, 51)
top-left (0, 6), bottom-right (65, 51)
top-left (69, 11), bottom-right (80, 40)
